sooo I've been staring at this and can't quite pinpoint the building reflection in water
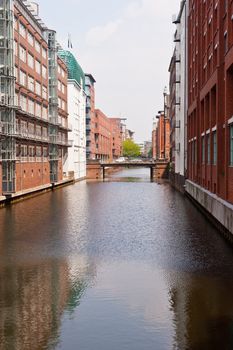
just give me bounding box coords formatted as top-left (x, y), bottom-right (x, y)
top-left (0, 259), bottom-right (69, 349)
top-left (0, 255), bottom-right (96, 350)
top-left (168, 272), bottom-right (233, 350)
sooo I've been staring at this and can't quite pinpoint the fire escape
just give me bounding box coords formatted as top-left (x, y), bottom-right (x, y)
top-left (46, 29), bottom-right (59, 184)
top-left (0, 0), bottom-right (17, 194)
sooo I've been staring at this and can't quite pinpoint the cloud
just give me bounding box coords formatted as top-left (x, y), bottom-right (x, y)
top-left (124, 1), bottom-right (142, 18)
top-left (125, 0), bottom-right (173, 19)
top-left (86, 19), bottom-right (123, 47)
top-left (86, 0), bottom-right (171, 47)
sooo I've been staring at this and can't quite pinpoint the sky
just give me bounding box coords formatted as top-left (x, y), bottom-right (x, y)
top-left (37, 0), bottom-right (181, 143)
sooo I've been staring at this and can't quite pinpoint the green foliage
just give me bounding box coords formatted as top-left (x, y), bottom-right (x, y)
top-left (123, 139), bottom-right (141, 158)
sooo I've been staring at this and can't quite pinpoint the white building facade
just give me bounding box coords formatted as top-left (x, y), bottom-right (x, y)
top-left (58, 51), bottom-right (86, 181)
top-left (169, 0), bottom-right (189, 191)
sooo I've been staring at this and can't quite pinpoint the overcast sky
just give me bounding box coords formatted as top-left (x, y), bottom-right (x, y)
top-left (37, 0), bottom-right (181, 142)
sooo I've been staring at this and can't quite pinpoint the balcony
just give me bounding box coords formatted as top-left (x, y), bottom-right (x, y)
top-left (174, 33), bottom-right (181, 42)
top-left (58, 121), bottom-right (72, 131)
top-left (0, 94), bottom-right (18, 109)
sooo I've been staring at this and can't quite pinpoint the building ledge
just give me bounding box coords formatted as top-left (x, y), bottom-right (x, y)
top-left (185, 180), bottom-right (233, 235)
top-left (0, 179), bottom-right (75, 207)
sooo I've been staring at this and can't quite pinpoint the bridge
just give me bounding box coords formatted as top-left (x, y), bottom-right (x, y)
top-left (100, 160), bottom-right (169, 181)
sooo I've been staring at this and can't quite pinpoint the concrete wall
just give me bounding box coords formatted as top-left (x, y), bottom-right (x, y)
top-left (186, 180), bottom-right (233, 235)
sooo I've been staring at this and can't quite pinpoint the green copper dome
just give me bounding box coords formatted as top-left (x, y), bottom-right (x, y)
top-left (58, 50), bottom-right (85, 87)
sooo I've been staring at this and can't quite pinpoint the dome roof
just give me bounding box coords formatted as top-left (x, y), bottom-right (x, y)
top-left (58, 50), bottom-right (85, 87)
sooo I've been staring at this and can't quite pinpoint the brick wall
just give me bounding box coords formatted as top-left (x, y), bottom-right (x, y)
top-left (15, 161), bottom-right (50, 191)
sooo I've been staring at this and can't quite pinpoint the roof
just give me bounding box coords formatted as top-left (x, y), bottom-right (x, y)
top-left (85, 73), bottom-right (96, 83)
top-left (58, 50), bottom-right (85, 87)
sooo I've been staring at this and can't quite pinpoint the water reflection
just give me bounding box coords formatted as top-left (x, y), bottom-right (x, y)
top-left (0, 255), bottom-right (97, 350)
top-left (106, 167), bottom-right (151, 182)
top-left (0, 169), bottom-right (233, 349)
top-left (0, 259), bottom-right (69, 349)
top-left (169, 272), bottom-right (233, 350)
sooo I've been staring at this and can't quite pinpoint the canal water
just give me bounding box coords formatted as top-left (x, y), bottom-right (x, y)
top-left (0, 168), bottom-right (233, 350)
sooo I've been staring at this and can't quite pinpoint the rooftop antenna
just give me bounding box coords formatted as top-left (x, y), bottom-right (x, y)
top-left (68, 33), bottom-right (73, 49)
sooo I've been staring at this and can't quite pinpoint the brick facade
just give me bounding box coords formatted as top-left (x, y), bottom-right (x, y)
top-left (187, 0), bottom-right (233, 204)
top-left (85, 74), bottom-right (96, 160)
top-left (0, 0), bottom-right (69, 196)
top-left (154, 115), bottom-right (170, 160)
top-left (110, 118), bottom-right (123, 159)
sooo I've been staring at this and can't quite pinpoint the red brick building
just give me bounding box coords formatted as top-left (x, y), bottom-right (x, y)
top-left (110, 118), bottom-right (123, 159)
top-left (0, 0), bottom-right (69, 197)
top-left (186, 0), bottom-right (233, 234)
top-left (153, 114), bottom-right (170, 160)
top-left (94, 109), bottom-right (112, 161)
top-left (85, 74), bottom-right (96, 160)
top-left (169, 51), bottom-right (177, 170)
top-left (152, 127), bottom-right (157, 159)
top-left (187, 0), bottom-right (232, 200)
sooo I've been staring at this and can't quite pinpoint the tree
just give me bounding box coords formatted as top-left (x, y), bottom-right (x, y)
top-left (122, 139), bottom-right (141, 158)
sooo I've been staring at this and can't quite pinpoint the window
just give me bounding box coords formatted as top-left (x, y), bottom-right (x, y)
top-left (14, 66), bottom-right (18, 82)
top-left (43, 147), bottom-right (48, 157)
top-left (36, 125), bottom-right (42, 137)
top-left (35, 60), bottom-right (41, 74)
top-left (224, 31), bottom-right (228, 54)
top-left (35, 103), bottom-right (41, 118)
top-left (42, 127), bottom-right (48, 140)
top-left (202, 136), bottom-right (205, 163)
top-left (28, 99), bottom-right (34, 115)
top-left (230, 125), bottom-right (233, 166)
top-left (21, 121), bottom-right (28, 136)
top-left (28, 31), bottom-right (34, 46)
top-left (207, 134), bottom-right (210, 164)
top-left (29, 146), bottom-right (35, 160)
top-left (19, 22), bottom-right (26, 38)
top-left (19, 45), bottom-right (26, 62)
top-left (58, 97), bottom-right (62, 108)
top-left (19, 70), bottom-right (26, 86)
top-left (19, 94), bottom-right (27, 111)
top-left (14, 16), bottom-right (18, 31)
top-left (42, 85), bottom-right (47, 99)
top-left (62, 83), bottom-right (65, 94)
top-left (28, 53), bottom-right (34, 68)
top-left (213, 131), bottom-right (217, 165)
top-left (35, 40), bottom-right (41, 53)
top-left (42, 65), bottom-right (47, 79)
top-left (14, 40), bottom-right (18, 56)
top-left (28, 123), bottom-right (34, 137)
top-left (36, 146), bottom-right (42, 156)
top-left (42, 47), bottom-right (47, 59)
top-left (42, 105), bottom-right (48, 119)
top-left (35, 81), bottom-right (41, 96)
top-left (21, 144), bottom-right (28, 158)
top-left (28, 76), bottom-right (34, 92)
top-left (225, 0), bottom-right (228, 12)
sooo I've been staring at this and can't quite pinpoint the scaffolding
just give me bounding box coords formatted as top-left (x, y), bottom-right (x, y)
top-left (45, 29), bottom-right (59, 183)
top-left (0, 0), bottom-right (16, 194)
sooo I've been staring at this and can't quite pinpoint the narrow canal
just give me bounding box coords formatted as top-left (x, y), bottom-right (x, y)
top-left (0, 168), bottom-right (233, 350)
